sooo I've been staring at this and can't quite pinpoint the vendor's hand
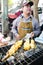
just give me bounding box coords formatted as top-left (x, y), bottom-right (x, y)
top-left (15, 34), bottom-right (21, 40)
top-left (30, 32), bottom-right (34, 38)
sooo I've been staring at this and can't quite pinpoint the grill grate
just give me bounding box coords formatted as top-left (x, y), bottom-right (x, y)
top-left (0, 44), bottom-right (43, 65)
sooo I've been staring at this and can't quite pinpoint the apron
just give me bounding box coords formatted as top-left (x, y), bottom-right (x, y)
top-left (18, 18), bottom-right (33, 39)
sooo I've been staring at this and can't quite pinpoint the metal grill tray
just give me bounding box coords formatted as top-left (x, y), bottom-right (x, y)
top-left (24, 47), bottom-right (40, 57)
top-left (0, 43), bottom-right (43, 65)
top-left (8, 44), bottom-right (43, 65)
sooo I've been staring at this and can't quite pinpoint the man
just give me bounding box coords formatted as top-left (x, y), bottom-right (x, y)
top-left (11, 0), bottom-right (40, 40)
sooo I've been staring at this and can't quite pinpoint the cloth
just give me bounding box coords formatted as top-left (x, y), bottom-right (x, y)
top-left (35, 31), bottom-right (43, 43)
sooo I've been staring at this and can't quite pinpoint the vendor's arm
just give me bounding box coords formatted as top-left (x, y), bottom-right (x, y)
top-left (11, 16), bottom-right (21, 40)
top-left (32, 18), bottom-right (41, 37)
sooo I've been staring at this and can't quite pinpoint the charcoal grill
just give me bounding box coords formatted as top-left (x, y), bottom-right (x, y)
top-left (0, 43), bottom-right (43, 65)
